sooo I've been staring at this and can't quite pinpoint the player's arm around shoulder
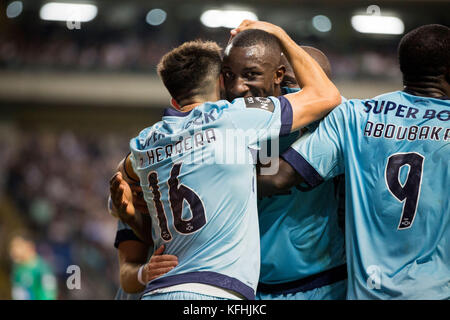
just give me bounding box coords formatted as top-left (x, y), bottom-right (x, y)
top-left (277, 31), bottom-right (341, 130)
top-left (118, 153), bottom-right (140, 184)
top-left (257, 157), bottom-right (303, 198)
top-left (257, 100), bottom-right (350, 198)
top-left (109, 154), bottom-right (152, 244)
top-left (232, 20), bottom-right (341, 131)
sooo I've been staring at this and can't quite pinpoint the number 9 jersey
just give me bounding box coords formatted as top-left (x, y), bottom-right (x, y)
top-left (129, 96), bottom-right (293, 299)
top-left (280, 90), bottom-right (449, 299)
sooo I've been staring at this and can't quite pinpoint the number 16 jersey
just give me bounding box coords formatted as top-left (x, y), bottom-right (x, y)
top-left (129, 96), bottom-right (293, 299)
top-left (281, 91), bottom-right (449, 299)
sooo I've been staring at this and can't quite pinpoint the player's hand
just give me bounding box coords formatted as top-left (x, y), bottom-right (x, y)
top-left (142, 245), bottom-right (178, 283)
top-left (110, 172), bottom-right (136, 224)
top-left (230, 20), bottom-right (282, 38)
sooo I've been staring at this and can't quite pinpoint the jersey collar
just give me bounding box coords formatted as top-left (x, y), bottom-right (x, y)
top-left (163, 107), bottom-right (193, 117)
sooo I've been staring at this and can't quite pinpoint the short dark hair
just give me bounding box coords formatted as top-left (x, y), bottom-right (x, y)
top-left (398, 24), bottom-right (450, 79)
top-left (230, 29), bottom-right (282, 59)
top-left (157, 40), bottom-right (222, 102)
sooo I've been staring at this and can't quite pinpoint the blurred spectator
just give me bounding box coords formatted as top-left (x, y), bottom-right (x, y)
top-left (9, 234), bottom-right (57, 300)
top-left (0, 24), bottom-right (401, 79)
top-left (1, 127), bottom-right (128, 299)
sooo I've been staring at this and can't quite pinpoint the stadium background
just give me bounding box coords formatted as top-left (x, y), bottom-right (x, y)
top-left (0, 0), bottom-right (448, 299)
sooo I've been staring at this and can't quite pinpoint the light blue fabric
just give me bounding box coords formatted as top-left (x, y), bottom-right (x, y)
top-left (129, 97), bottom-right (289, 296)
top-left (256, 87), bottom-right (346, 299)
top-left (286, 91), bottom-right (450, 299)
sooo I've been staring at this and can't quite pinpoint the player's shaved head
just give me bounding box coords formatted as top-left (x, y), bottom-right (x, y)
top-left (399, 24), bottom-right (450, 81)
top-left (301, 46), bottom-right (332, 79)
top-left (222, 29), bottom-right (285, 101)
top-left (226, 29), bottom-right (282, 67)
top-left (281, 46), bottom-right (332, 88)
top-left (157, 40), bottom-right (223, 104)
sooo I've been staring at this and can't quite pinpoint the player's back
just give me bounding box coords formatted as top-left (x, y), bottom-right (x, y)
top-left (341, 90), bottom-right (449, 299)
top-left (129, 96), bottom-right (290, 299)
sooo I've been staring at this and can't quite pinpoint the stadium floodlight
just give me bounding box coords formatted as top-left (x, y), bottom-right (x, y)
top-left (200, 9), bottom-right (258, 29)
top-left (312, 15), bottom-right (332, 32)
top-left (7, 1), bottom-right (23, 19)
top-left (40, 2), bottom-right (98, 22)
top-left (351, 15), bottom-right (404, 35)
top-left (146, 8), bottom-right (167, 26)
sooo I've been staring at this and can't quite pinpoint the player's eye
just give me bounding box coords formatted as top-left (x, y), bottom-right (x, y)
top-left (222, 71), bottom-right (234, 80)
top-left (244, 72), bottom-right (258, 79)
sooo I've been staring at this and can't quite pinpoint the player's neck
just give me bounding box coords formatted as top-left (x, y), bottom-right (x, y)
top-left (403, 74), bottom-right (450, 98)
top-left (179, 93), bottom-right (219, 112)
top-left (179, 102), bottom-right (202, 112)
top-left (274, 85), bottom-right (282, 97)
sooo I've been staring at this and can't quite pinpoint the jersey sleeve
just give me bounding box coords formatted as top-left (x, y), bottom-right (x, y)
top-left (114, 220), bottom-right (143, 249)
top-left (225, 96), bottom-right (293, 147)
top-left (280, 102), bottom-right (349, 188)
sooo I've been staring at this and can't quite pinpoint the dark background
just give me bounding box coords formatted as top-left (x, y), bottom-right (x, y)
top-left (0, 0), bottom-right (448, 299)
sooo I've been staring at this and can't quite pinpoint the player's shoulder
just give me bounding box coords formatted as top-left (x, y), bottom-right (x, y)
top-left (197, 99), bottom-right (230, 112)
top-left (397, 90), bottom-right (450, 107)
top-left (337, 91), bottom-right (403, 113)
top-left (129, 121), bottom-right (161, 151)
top-left (184, 99), bottom-right (235, 119)
top-left (321, 94), bottom-right (375, 125)
top-left (197, 96), bottom-right (281, 116)
top-left (349, 90), bottom-right (450, 112)
top-left (371, 90), bottom-right (404, 101)
top-left (363, 89), bottom-right (450, 106)
top-left (227, 96), bottom-right (280, 113)
top-left (344, 90), bottom-right (401, 105)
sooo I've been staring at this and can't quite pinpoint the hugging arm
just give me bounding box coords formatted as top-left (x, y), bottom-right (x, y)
top-left (257, 158), bottom-right (304, 198)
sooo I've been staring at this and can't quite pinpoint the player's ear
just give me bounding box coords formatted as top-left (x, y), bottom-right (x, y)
top-left (219, 73), bottom-right (225, 90)
top-left (217, 75), bottom-right (226, 100)
top-left (170, 98), bottom-right (181, 110)
top-left (274, 65), bottom-right (286, 85)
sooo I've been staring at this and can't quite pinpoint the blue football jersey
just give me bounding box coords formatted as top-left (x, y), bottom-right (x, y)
top-left (258, 180), bottom-right (346, 284)
top-left (129, 96), bottom-right (293, 299)
top-left (258, 87), bottom-right (346, 288)
top-left (281, 91), bottom-right (450, 299)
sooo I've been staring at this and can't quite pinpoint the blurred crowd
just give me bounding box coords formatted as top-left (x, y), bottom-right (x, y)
top-left (0, 29), bottom-right (401, 79)
top-left (0, 33), bottom-right (171, 73)
top-left (0, 126), bottom-right (130, 299)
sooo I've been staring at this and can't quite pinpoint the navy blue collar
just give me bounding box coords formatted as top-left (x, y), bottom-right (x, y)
top-left (163, 107), bottom-right (193, 117)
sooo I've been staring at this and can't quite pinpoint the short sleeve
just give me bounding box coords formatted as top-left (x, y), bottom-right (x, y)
top-left (280, 102), bottom-right (348, 188)
top-left (225, 96), bottom-right (293, 147)
top-left (114, 220), bottom-right (142, 249)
